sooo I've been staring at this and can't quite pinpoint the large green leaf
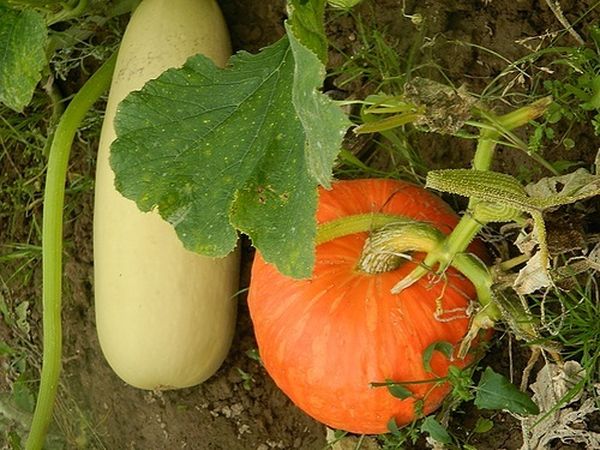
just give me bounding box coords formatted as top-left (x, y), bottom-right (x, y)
top-left (286, 0), bottom-right (350, 187)
top-left (112, 4), bottom-right (351, 278)
top-left (0, 5), bottom-right (47, 112)
top-left (111, 37), bottom-right (321, 277)
top-left (287, 0), bottom-right (328, 64)
top-left (288, 23), bottom-right (351, 188)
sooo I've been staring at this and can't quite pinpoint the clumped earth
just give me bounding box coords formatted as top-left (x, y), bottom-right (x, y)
top-left (1, 0), bottom-right (599, 449)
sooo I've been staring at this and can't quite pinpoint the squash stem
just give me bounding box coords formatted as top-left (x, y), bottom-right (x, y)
top-left (396, 98), bottom-right (552, 293)
top-left (26, 52), bottom-right (116, 450)
top-left (316, 213), bottom-right (411, 245)
top-left (355, 222), bottom-right (443, 274)
top-left (390, 214), bottom-right (483, 293)
top-left (451, 254), bottom-right (501, 358)
top-left (472, 97), bottom-right (552, 171)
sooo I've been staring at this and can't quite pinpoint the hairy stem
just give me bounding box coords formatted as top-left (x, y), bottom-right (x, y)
top-left (316, 213), bottom-right (412, 245)
top-left (472, 97), bottom-right (552, 171)
top-left (391, 214), bottom-right (482, 293)
top-left (397, 98), bottom-right (551, 292)
top-left (26, 52), bottom-right (116, 450)
top-left (452, 254), bottom-right (501, 358)
top-left (356, 222), bottom-right (443, 274)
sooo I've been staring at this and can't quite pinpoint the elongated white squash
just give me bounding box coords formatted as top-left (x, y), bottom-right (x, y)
top-left (94, 0), bottom-right (238, 389)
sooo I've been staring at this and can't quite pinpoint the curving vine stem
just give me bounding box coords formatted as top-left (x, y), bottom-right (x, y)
top-left (26, 52), bottom-right (116, 450)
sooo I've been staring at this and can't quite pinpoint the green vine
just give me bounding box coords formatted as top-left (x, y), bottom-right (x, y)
top-left (26, 52), bottom-right (116, 450)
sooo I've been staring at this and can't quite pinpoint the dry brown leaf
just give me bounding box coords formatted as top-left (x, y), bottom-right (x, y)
top-left (520, 361), bottom-right (600, 450)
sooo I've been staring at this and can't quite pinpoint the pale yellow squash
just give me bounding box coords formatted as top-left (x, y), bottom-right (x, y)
top-left (94, 0), bottom-right (239, 389)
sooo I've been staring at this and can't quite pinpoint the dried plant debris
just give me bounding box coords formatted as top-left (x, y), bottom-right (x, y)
top-left (524, 168), bottom-right (600, 205)
top-left (403, 77), bottom-right (477, 134)
top-left (510, 166), bottom-right (600, 295)
top-left (513, 251), bottom-right (553, 296)
top-left (588, 242), bottom-right (600, 271)
top-left (520, 361), bottom-right (600, 450)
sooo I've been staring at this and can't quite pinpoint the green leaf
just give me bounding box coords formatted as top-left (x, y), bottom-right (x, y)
top-left (14, 301), bottom-right (29, 335)
top-left (563, 137), bottom-right (575, 149)
top-left (413, 398), bottom-right (425, 418)
top-left (113, 7), bottom-right (351, 277)
top-left (420, 416), bottom-right (452, 444)
top-left (0, 5), bottom-right (47, 112)
top-left (287, 0), bottom-right (328, 64)
top-left (333, 429), bottom-right (347, 439)
top-left (112, 37), bottom-right (320, 278)
top-left (474, 367), bottom-right (540, 415)
top-left (473, 417), bottom-right (494, 434)
top-left (286, 0), bottom-right (351, 187)
top-left (426, 169), bottom-right (531, 211)
top-left (422, 341), bottom-right (454, 373)
top-left (7, 431), bottom-right (22, 449)
top-left (385, 380), bottom-right (412, 399)
top-left (287, 23), bottom-right (351, 188)
top-left (387, 417), bottom-right (401, 436)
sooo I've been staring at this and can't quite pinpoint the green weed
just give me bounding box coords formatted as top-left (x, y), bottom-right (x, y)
top-left (329, 8), bottom-right (430, 182)
top-left (533, 272), bottom-right (600, 390)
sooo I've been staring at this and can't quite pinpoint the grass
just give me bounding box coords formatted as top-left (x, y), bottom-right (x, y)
top-left (328, 6), bottom-right (430, 183)
top-left (533, 271), bottom-right (600, 389)
top-left (327, 7), bottom-right (409, 94)
top-left (475, 6), bottom-right (600, 165)
top-left (1, 97), bottom-right (49, 448)
top-left (0, 100), bottom-right (48, 246)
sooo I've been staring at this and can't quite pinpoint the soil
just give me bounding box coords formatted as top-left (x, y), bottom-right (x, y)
top-left (1, 0), bottom-right (599, 449)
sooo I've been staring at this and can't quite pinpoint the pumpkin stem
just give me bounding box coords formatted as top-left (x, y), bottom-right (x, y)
top-left (318, 214), bottom-right (504, 355)
top-left (315, 213), bottom-right (413, 245)
top-left (355, 222), bottom-right (503, 356)
top-left (451, 254), bottom-right (501, 357)
top-left (356, 222), bottom-right (444, 274)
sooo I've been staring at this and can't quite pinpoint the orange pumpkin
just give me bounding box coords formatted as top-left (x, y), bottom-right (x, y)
top-left (247, 178), bottom-right (487, 434)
